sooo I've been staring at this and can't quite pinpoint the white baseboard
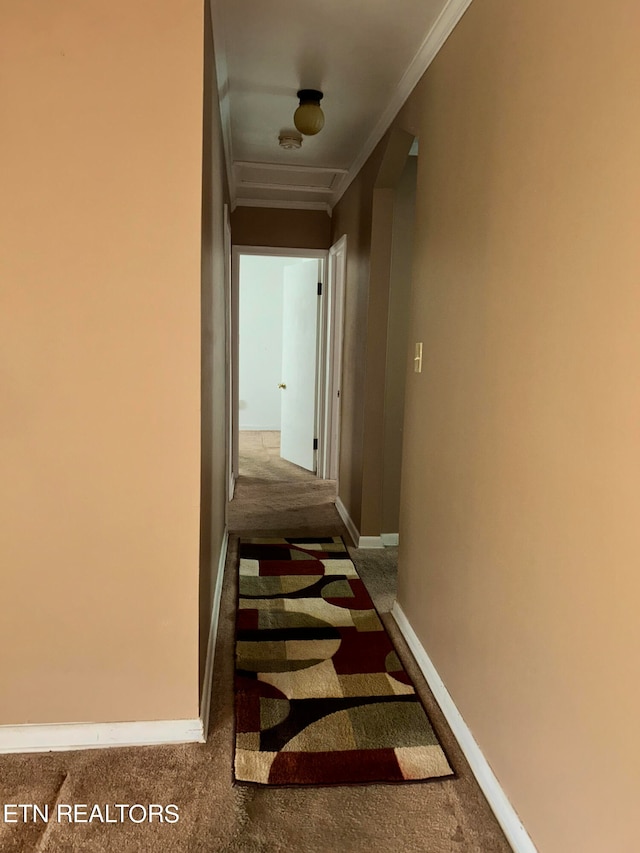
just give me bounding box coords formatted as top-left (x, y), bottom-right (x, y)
top-left (381, 533), bottom-right (399, 546)
top-left (200, 526), bottom-right (229, 741)
top-left (391, 602), bottom-right (538, 853)
top-left (0, 530), bottom-right (230, 756)
top-left (335, 495), bottom-right (359, 546)
top-left (0, 719), bottom-right (203, 755)
top-left (335, 496), bottom-right (384, 549)
top-left (358, 536), bottom-right (385, 549)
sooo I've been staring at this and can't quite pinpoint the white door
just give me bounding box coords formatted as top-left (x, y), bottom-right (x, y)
top-left (280, 259), bottom-right (319, 471)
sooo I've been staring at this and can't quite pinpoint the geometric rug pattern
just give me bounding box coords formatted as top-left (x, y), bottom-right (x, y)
top-left (234, 536), bottom-right (454, 785)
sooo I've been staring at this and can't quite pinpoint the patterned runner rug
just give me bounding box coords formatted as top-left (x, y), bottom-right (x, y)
top-left (234, 536), bottom-right (454, 786)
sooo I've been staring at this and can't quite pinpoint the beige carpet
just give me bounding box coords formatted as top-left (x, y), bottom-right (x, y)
top-left (0, 446), bottom-right (511, 852)
top-left (231, 431), bottom-right (339, 533)
top-left (238, 430), bottom-right (322, 482)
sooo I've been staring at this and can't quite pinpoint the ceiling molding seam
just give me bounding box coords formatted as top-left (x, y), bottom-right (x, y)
top-left (330, 0), bottom-right (474, 208)
top-left (238, 181), bottom-right (334, 194)
top-left (235, 198), bottom-right (332, 216)
top-left (233, 161), bottom-right (349, 176)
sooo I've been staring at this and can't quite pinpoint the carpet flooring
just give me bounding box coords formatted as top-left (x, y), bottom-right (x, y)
top-left (0, 444), bottom-right (511, 851)
top-left (238, 431), bottom-right (323, 483)
top-left (235, 536), bottom-right (452, 786)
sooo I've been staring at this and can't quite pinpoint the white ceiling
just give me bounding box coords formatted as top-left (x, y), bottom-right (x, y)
top-left (210, 0), bottom-right (471, 212)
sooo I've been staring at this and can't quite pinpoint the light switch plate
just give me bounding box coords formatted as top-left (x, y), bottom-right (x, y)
top-left (414, 342), bottom-right (423, 373)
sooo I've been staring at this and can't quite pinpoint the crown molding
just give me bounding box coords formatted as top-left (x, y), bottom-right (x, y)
top-left (209, 0), bottom-right (236, 201)
top-left (214, 0), bottom-right (472, 211)
top-left (331, 0), bottom-right (473, 207)
top-left (237, 181), bottom-right (333, 194)
top-left (234, 161), bottom-right (348, 176)
top-left (235, 198), bottom-right (332, 215)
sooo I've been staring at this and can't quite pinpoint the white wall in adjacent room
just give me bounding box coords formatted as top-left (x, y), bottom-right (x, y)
top-left (238, 256), bottom-right (295, 430)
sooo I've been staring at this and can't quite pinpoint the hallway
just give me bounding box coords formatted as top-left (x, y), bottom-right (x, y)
top-left (218, 474), bottom-right (512, 851)
top-left (238, 430), bottom-right (322, 482)
top-left (0, 481), bottom-right (510, 852)
top-left (230, 430), bottom-right (338, 533)
top-left (5, 2), bottom-right (639, 850)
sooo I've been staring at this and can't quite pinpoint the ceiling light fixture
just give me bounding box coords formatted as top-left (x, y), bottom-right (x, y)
top-left (294, 89), bottom-right (324, 136)
top-left (278, 130), bottom-right (303, 150)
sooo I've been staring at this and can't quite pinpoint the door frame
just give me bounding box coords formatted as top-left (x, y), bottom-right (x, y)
top-left (230, 245), bottom-right (328, 487)
top-left (223, 204), bottom-right (234, 501)
top-left (319, 234), bottom-right (347, 483)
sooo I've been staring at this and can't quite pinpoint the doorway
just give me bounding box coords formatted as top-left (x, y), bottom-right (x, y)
top-left (230, 245), bottom-right (344, 493)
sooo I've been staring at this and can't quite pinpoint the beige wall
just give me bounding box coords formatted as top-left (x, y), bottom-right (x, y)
top-left (231, 206), bottom-right (331, 249)
top-left (359, 186), bottom-right (395, 535)
top-left (332, 130), bottom-right (412, 536)
top-left (382, 156), bottom-right (417, 534)
top-left (397, 0), bottom-right (640, 851)
top-left (199, 0), bottom-right (229, 693)
top-left (0, 1), bottom-right (204, 723)
top-left (331, 151), bottom-right (381, 532)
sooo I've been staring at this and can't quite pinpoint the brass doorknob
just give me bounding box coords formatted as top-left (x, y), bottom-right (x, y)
top-left (278, 383), bottom-right (287, 389)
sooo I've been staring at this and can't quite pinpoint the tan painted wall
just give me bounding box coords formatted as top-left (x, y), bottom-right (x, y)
top-left (231, 207), bottom-right (331, 249)
top-left (332, 131), bottom-right (412, 536)
top-left (331, 149), bottom-right (382, 532)
top-left (359, 187), bottom-right (395, 535)
top-left (0, 0), bottom-right (204, 723)
top-left (397, 0), bottom-right (640, 850)
top-left (382, 156), bottom-right (417, 534)
top-left (199, 0), bottom-right (229, 693)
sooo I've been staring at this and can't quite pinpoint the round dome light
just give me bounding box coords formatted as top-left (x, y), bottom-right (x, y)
top-left (294, 89), bottom-right (325, 136)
